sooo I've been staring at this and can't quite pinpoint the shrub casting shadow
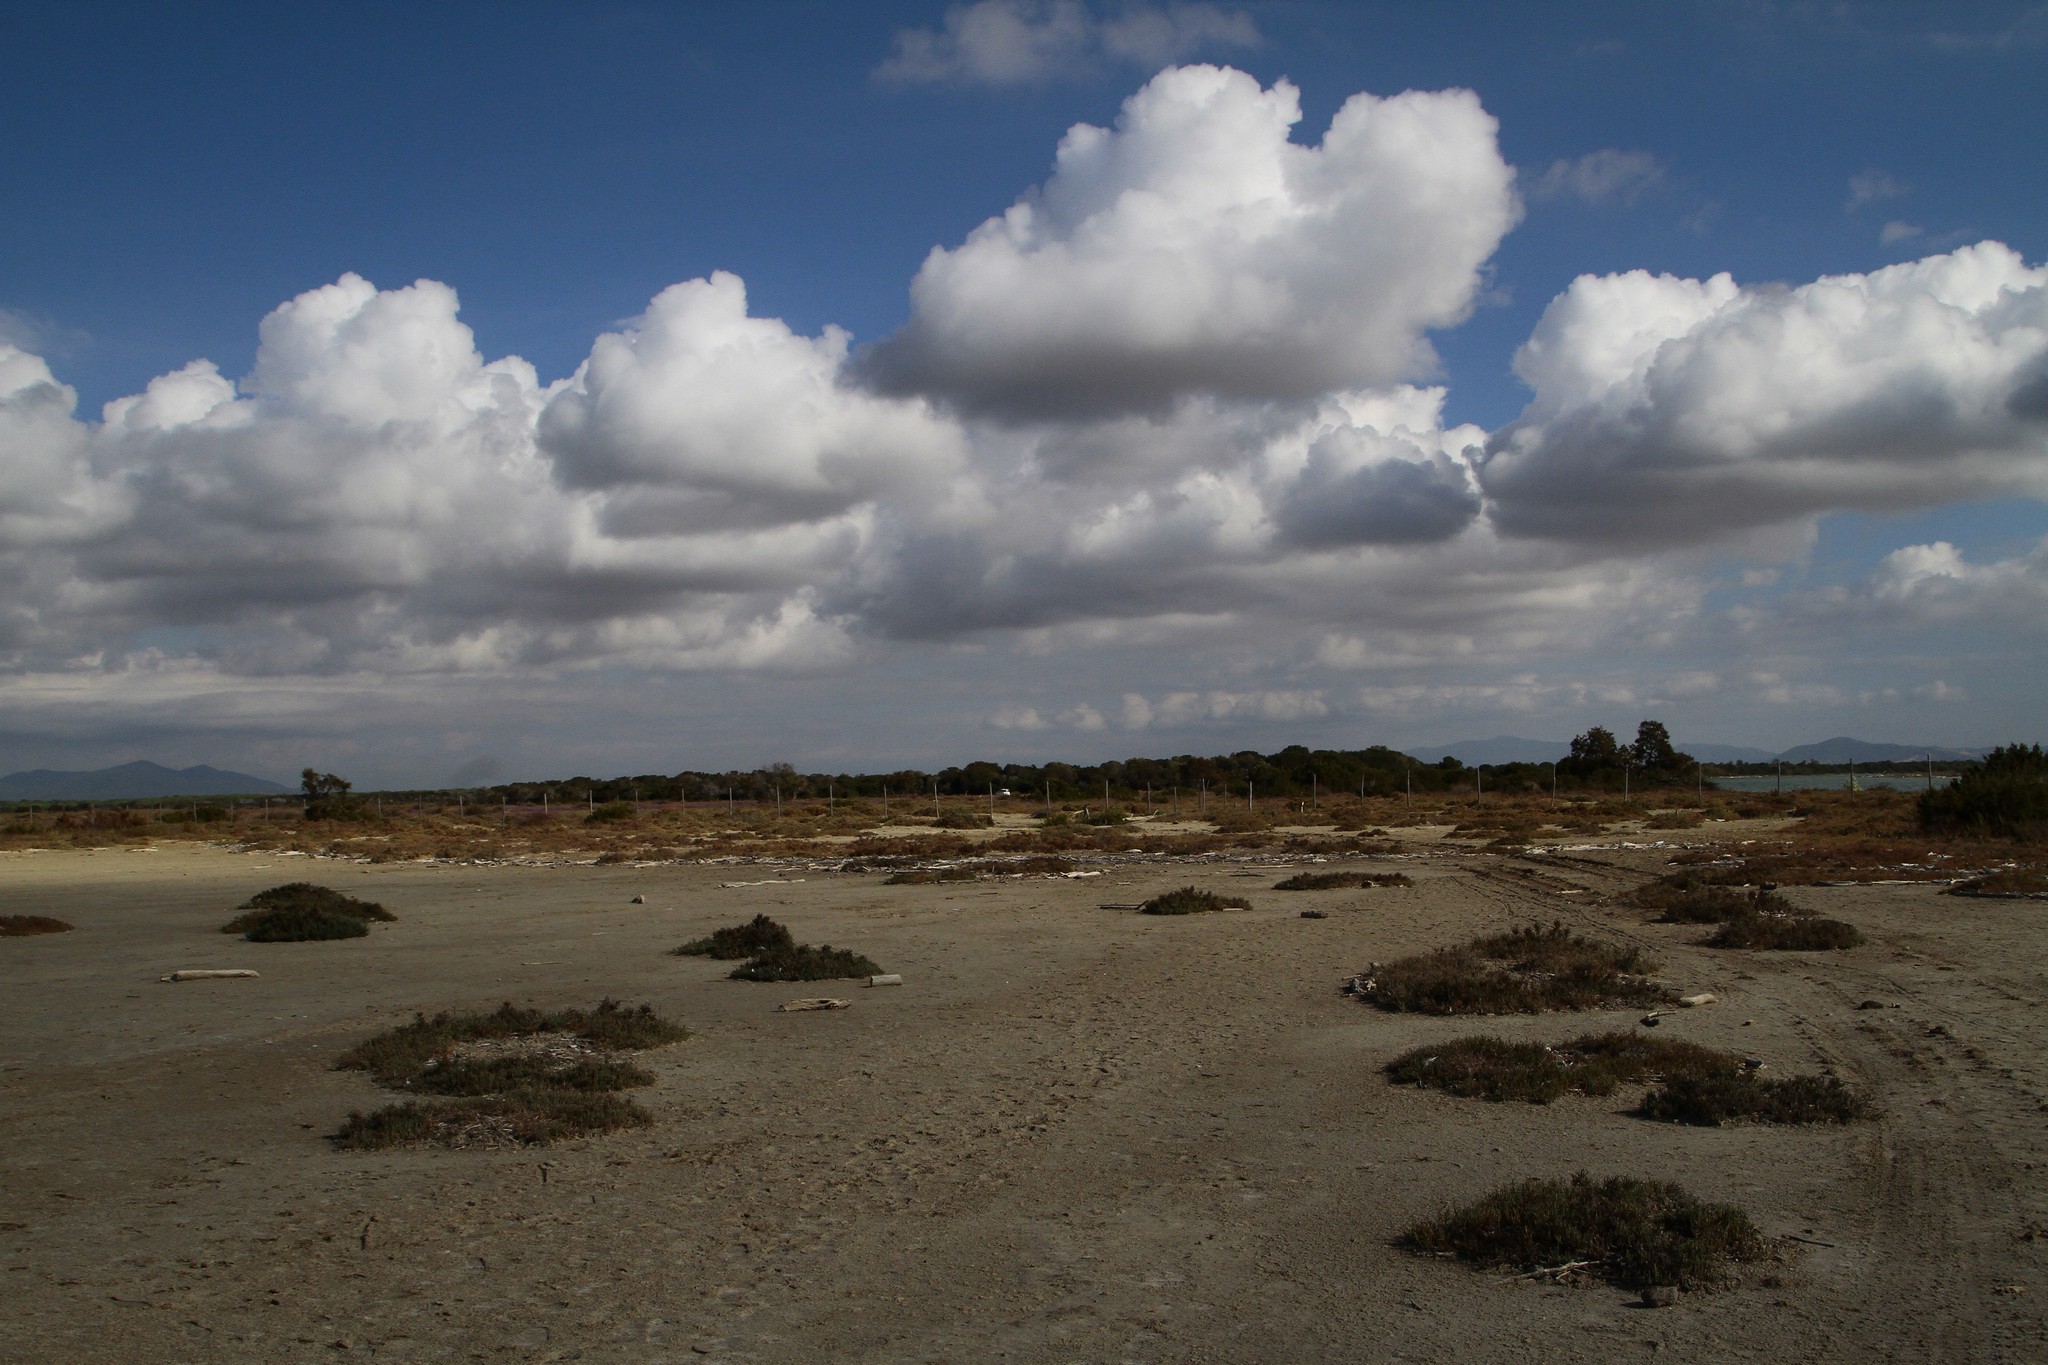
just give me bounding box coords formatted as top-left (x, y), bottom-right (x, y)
top-left (1141, 886), bottom-right (1251, 915)
top-left (222, 882), bottom-right (395, 942)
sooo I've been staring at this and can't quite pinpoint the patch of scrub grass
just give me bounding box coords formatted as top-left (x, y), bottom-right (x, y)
top-left (884, 867), bottom-right (978, 885)
top-left (331, 1000), bottom-right (682, 1151)
top-left (1641, 1072), bottom-right (1869, 1126)
top-left (333, 1089), bottom-right (653, 1151)
top-left (337, 1000), bottom-right (685, 1088)
top-left (1273, 870), bottom-right (1411, 891)
top-left (1949, 868), bottom-right (2048, 897)
top-left (1401, 1172), bottom-right (1768, 1290)
top-left (1140, 886), bottom-right (1253, 915)
top-left (1365, 922), bottom-right (1674, 1015)
top-left (1386, 1033), bottom-right (1739, 1104)
top-left (1703, 913), bottom-right (1863, 951)
top-left (672, 914), bottom-right (795, 960)
top-left (222, 882), bottom-right (395, 942)
top-left (0, 914), bottom-right (74, 936)
top-left (728, 944), bottom-right (883, 982)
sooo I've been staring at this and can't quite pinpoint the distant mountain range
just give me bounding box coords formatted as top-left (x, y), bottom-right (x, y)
top-left (0, 761), bottom-right (291, 801)
top-left (1408, 735), bottom-right (1991, 767)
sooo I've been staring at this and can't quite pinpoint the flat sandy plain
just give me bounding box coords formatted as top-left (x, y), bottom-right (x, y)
top-left (3, 831), bottom-right (2046, 1363)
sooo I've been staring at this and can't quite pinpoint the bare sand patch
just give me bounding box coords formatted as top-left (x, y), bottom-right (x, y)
top-left (2, 840), bottom-right (2046, 1361)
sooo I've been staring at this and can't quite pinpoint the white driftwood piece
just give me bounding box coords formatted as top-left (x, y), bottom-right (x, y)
top-left (867, 974), bottom-right (904, 987)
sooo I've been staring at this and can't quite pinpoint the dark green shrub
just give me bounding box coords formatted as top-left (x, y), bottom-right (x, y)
top-left (1704, 914), bottom-right (1862, 951)
top-left (586, 801), bottom-right (635, 824)
top-left (728, 944), bottom-right (882, 982)
top-left (1402, 1172), bottom-right (1767, 1290)
top-left (1920, 743), bottom-right (2048, 837)
top-left (337, 1000), bottom-right (685, 1087)
top-left (1641, 1072), bottom-right (1869, 1126)
top-left (1140, 886), bottom-right (1252, 915)
top-left (222, 883), bottom-right (394, 941)
top-left (673, 914), bottom-right (796, 959)
top-left (409, 1055), bottom-right (656, 1096)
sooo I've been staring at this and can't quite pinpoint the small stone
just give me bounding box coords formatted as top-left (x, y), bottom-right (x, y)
top-left (630, 894), bottom-right (646, 904)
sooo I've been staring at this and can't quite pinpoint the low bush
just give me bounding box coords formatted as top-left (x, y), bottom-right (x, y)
top-left (332, 1000), bottom-right (683, 1150)
top-left (1081, 806), bottom-right (1130, 826)
top-left (1273, 870), bottom-right (1411, 891)
top-left (1641, 1072), bottom-right (1869, 1126)
top-left (337, 1000), bottom-right (685, 1087)
top-left (1920, 742), bottom-right (2048, 838)
top-left (0, 914), bottom-right (75, 936)
top-left (1703, 914), bottom-right (1862, 951)
top-left (333, 1089), bottom-right (652, 1150)
top-left (1140, 886), bottom-right (1252, 915)
top-left (932, 809), bottom-right (993, 829)
top-left (1364, 922), bottom-right (1673, 1015)
top-left (673, 914), bottom-right (796, 959)
top-left (222, 882), bottom-right (395, 941)
top-left (1948, 868), bottom-right (2048, 897)
top-left (884, 867), bottom-right (977, 885)
top-left (1401, 1172), bottom-right (1768, 1290)
top-left (1386, 1033), bottom-right (1738, 1104)
top-left (728, 944), bottom-right (882, 982)
top-left (586, 801), bottom-right (636, 824)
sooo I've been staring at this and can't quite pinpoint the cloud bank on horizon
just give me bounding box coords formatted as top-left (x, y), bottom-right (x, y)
top-left (2, 53), bottom-right (2045, 778)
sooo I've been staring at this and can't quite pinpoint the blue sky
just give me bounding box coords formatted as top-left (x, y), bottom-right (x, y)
top-left (2, 1), bottom-right (2044, 785)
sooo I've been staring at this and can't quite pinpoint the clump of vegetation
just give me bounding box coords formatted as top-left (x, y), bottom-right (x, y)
top-left (1082, 806), bottom-right (1131, 826)
top-left (1401, 1172), bottom-right (1768, 1290)
top-left (1642, 1072), bottom-right (1869, 1126)
top-left (585, 801), bottom-right (636, 824)
top-left (1140, 886), bottom-right (1252, 915)
top-left (333, 1089), bottom-right (652, 1150)
top-left (932, 808), bottom-right (992, 829)
top-left (221, 882), bottom-right (395, 941)
top-left (0, 914), bottom-right (74, 936)
top-left (1386, 1033), bottom-right (1739, 1104)
top-left (331, 1000), bottom-right (683, 1150)
top-left (672, 914), bottom-right (796, 960)
top-left (1920, 743), bottom-right (2048, 838)
top-left (1364, 922), bottom-right (1674, 1015)
top-left (728, 944), bottom-right (883, 982)
top-left (1273, 870), bottom-right (1411, 891)
top-left (884, 866), bottom-right (977, 885)
top-left (1948, 868), bottom-right (2048, 898)
top-left (1703, 913), bottom-right (1862, 951)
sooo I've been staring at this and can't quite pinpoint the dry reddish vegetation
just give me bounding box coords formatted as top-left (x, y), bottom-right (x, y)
top-left (1362, 923), bottom-right (1674, 1015)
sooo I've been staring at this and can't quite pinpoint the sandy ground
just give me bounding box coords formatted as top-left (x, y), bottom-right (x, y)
top-left (3, 837), bottom-right (2046, 1363)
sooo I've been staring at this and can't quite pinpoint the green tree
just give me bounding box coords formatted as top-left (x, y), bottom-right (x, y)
top-left (300, 768), bottom-right (355, 821)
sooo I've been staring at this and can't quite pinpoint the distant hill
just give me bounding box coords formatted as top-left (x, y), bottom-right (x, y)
top-left (1686, 742), bottom-right (1778, 763)
top-left (0, 761), bottom-right (290, 801)
top-left (1772, 737), bottom-right (1987, 765)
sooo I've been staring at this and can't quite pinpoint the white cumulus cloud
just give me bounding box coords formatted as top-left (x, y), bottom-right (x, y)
top-left (1481, 241), bottom-right (2048, 544)
top-left (863, 64), bottom-right (1519, 418)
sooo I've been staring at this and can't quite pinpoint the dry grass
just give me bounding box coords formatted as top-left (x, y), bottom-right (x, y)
top-left (333, 1090), bottom-right (653, 1150)
top-left (1364, 923), bottom-right (1674, 1015)
top-left (1402, 1172), bottom-right (1768, 1290)
top-left (884, 867), bottom-right (978, 884)
top-left (337, 1000), bottom-right (685, 1087)
top-left (0, 914), bottom-right (74, 936)
top-left (1140, 886), bottom-right (1252, 915)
